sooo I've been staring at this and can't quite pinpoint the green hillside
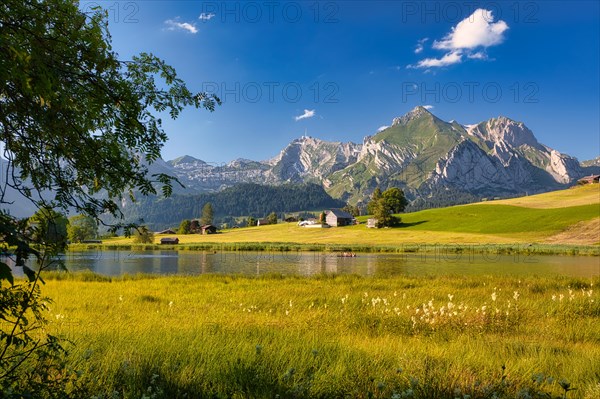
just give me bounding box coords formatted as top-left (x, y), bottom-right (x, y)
top-left (396, 203), bottom-right (597, 235)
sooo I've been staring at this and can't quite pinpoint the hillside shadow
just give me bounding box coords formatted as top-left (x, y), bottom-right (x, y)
top-left (399, 220), bottom-right (428, 227)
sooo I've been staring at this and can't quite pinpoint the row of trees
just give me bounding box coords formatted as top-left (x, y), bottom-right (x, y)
top-left (246, 212), bottom-right (278, 227)
top-left (24, 210), bottom-right (100, 243)
top-left (176, 209), bottom-right (280, 232)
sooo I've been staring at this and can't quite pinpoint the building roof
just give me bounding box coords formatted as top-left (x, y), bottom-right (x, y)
top-left (578, 174), bottom-right (600, 183)
top-left (326, 209), bottom-right (354, 219)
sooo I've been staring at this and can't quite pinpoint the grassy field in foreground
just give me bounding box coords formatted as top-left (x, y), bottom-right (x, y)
top-left (95, 185), bottom-right (600, 248)
top-left (37, 273), bottom-right (599, 398)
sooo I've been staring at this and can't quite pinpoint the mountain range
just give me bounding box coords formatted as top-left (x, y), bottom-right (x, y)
top-left (2, 106), bottom-right (598, 219)
top-left (151, 106), bottom-right (599, 207)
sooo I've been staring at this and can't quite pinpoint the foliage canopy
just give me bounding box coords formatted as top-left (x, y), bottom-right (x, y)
top-left (200, 202), bottom-right (214, 226)
top-left (0, 0), bottom-right (219, 221)
top-left (67, 214), bottom-right (98, 243)
top-left (367, 187), bottom-right (407, 227)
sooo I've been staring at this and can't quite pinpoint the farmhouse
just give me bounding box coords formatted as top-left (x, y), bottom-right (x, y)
top-left (325, 209), bottom-right (354, 227)
top-left (577, 174), bottom-right (600, 185)
top-left (201, 225), bottom-right (218, 235)
top-left (160, 237), bottom-right (179, 245)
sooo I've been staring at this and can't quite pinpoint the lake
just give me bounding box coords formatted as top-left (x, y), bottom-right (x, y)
top-left (10, 250), bottom-right (600, 278)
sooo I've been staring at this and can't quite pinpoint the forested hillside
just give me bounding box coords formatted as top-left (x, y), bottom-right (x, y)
top-left (117, 183), bottom-right (345, 230)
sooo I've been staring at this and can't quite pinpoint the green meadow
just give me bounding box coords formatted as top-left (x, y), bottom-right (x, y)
top-left (39, 272), bottom-right (599, 398)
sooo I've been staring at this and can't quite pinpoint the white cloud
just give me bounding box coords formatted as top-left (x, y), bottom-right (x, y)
top-left (423, 105), bottom-right (434, 110)
top-left (295, 109), bottom-right (316, 121)
top-left (409, 51), bottom-right (463, 69)
top-left (164, 18), bottom-right (198, 34)
top-left (199, 12), bottom-right (216, 21)
top-left (433, 9), bottom-right (508, 51)
top-left (410, 9), bottom-right (508, 69)
top-left (414, 37), bottom-right (428, 54)
top-left (377, 125), bottom-right (389, 132)
top-left (467, 51), bottom-right (487, 60)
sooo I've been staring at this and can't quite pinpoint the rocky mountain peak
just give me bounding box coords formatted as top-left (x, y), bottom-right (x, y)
top-left (227, 158), bottom-right (261, 168)
top-left (391, 106), bottom-right (433, 126)
top-left (468, 116), bottom-right (541, 149)
top-left (169, 155), bottom-right (206, 167)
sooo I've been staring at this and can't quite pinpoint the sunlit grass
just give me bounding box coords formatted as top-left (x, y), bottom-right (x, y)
top-left (42, 272), bottom-right (600, 398)
top-left (489, 184), bottom-right (600, 209)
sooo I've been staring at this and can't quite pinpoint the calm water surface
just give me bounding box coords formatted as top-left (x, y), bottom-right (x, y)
top-left (17, 250), bottom-right (600, 278)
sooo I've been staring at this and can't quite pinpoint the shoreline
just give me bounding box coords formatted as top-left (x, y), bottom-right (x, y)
top-left (68, 242), bottom-right (600, 256)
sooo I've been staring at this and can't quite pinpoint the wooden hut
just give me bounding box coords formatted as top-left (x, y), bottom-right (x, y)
top-left (324, 209), bottom-right (354, 227)
top-left (577, 175), bottom-right (600, 185)
top-left (201, 225), bottom-right (218, 235)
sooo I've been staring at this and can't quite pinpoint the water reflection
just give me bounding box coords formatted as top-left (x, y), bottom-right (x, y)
top-left (6, 250), bottom-right (599, 278)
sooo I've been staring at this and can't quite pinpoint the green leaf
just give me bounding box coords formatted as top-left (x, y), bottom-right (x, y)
top-left (0, 262), bottom-right (14, 285)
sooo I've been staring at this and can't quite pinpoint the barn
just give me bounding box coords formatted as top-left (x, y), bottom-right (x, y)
top-left (325, 209), bottom-right (354, 227)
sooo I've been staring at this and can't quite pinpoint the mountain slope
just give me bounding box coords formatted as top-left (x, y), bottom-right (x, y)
top-left (266, 136), bottom-right (361, 182)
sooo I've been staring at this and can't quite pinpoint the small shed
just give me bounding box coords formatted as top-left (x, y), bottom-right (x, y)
top-left (201, 225), bottom-right (218, 235)
top-left (257, 219), bottom-right (270, 226)
top-left (367, 218), bottom-right (378, 228)
top-left (157, 228), bottom-right (176, 235)
top-left (577, 175), bottom-right (600, 185)
top-left (325, 209), bottom-right (354, 227)
top-left (160, 237), bottom-right (179, 245)
top-left (284, 216), bottom-right (298, 223)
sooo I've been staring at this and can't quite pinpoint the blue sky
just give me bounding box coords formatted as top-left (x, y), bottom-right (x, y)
top-left (85, 1), bottom-right (599, 164)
